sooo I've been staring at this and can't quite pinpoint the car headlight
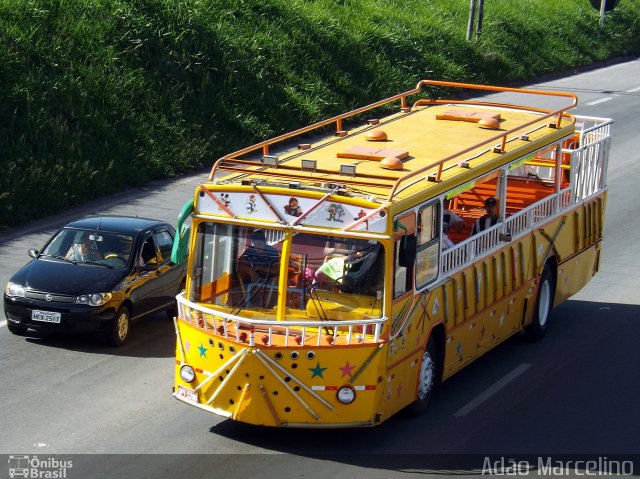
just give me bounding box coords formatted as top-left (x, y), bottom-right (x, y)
top-left (337, 386), bottom-right (356, 405)
top-left (5, 282), bottom-right (26, 298)
top-left (75, 293), bottom-right (112, 306)
top-left (180, 365), bottom-right (196, 383)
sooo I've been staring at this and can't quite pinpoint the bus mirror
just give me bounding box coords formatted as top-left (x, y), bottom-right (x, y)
top-left (171, 225), bottom-right (190, 265)
top-left (171, 199), bottom-right (193, 265)
top-left (398, 234), bottom-right (417, 267)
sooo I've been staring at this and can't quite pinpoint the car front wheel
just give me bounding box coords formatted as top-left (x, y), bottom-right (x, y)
top-left (106, 306), bottom-right (131, 347)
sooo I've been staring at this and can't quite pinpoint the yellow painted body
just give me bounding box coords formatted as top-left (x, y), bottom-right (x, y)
top-left (172, 81), bottom-right (610, 427)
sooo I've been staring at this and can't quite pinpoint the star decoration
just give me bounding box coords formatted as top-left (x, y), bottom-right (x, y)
top-left (184, 340), bottom-right (191, 352)
top-left (197, 343), bottom-right (208, 358)
top-left (309, 362), bottom-right (327, 379)
top-left (339, 361), bottom-right (356, 378)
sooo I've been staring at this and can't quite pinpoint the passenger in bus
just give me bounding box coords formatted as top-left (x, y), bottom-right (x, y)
top-left (313, 240), bottom-right (358, 289)
top-left (339, 243), bottom-right (383, 295)
top-left (237, 230), bottom-right (281, 308)
top-left (443, 209), bottom-right (464, 234)
top-left (470, 197), bottom-right (512, 241)
top-left (313, 241), bottom-right (382, 295)
top-left (239, 229), bottom-right (280, 275)
top-left (442, 224), bottom-right (455, 250)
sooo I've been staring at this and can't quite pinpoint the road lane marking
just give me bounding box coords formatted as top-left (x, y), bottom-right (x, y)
top-left (586, 97), bottom-right (613, 106)
top-left (454, 363), bottom-right (531, 417)
top-left (626, 85), bottom-right (640, 93)
top-left (0, 320), bottom-right (7, 328)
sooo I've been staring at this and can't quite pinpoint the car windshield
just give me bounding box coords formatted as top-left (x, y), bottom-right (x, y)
top-left (190, 222), bottom-right (384, 320)
top-left (41, 228), bottom-right (134, 269)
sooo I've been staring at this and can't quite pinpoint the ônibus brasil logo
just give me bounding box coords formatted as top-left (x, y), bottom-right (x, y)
top-left (8, 455), bottom-right (73, 479)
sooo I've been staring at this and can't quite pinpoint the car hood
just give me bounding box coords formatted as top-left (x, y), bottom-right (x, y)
top-left (10, 258), bottom-right (128, 295)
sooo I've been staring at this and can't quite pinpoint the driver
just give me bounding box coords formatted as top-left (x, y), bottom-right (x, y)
top-left (66, 232), bottom-right (104, 262)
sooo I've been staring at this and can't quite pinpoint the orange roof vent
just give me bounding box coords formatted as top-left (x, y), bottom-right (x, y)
top-left (365, 129), bottom-right (388, 141)
top-left (380, 156), bottom-right (403, 170)
top-left (478, 117), bottom-right (501, 129)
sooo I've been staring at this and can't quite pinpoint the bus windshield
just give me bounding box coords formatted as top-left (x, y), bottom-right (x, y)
top-left (191, 222), bottom-right (385, 319)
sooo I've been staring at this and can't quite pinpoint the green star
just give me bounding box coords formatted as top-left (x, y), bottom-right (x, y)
top-left (198, 344), bottom-right (208, 358)
top-left (308, 362), bottom-right (327, 379)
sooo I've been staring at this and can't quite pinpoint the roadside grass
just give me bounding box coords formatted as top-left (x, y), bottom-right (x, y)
top-left (1, 0), bottom-right (638, 229)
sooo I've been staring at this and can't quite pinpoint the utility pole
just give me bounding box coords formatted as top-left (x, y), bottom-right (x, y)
top-left (600, 0), bottom-right (608, 26)
top-left (467, 0), bottom-right (477, 41)
top-left (476, 0), bottom-right (485, 41)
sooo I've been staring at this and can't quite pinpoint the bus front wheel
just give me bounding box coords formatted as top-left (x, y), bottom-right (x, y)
top-left (408, 336), bottom-right (438, 416)
top-left (525, 263), bottom-right (555, 341)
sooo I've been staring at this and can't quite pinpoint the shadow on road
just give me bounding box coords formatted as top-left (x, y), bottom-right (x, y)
top-left (16, 312), bottom-right (175, 358)
top-left (206, 300), bottom-right (640, 471)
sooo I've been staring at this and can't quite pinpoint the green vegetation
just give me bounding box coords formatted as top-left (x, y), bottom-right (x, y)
top-left (1, 0), bottom-right (639, 229)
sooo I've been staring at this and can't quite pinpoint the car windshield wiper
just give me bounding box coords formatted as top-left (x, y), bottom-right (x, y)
top-left (40, 254), bottom-right (77, 265)
top-left (80, 260), bottom-right (113, 269)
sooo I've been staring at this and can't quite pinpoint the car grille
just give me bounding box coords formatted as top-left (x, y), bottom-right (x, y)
top-left (25, 291), bottom-right (76, 303)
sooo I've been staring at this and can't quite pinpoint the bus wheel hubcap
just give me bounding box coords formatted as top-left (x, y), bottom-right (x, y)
top-left (538, 280), bottom-right (551, 327)
top-left (418, 351), bottom-right (434, 400)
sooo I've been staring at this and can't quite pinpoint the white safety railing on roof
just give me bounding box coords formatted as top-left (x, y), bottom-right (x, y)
top-left (176, 292), bottom-right (386, 347)
top-left (441, 115), bottom-right (612, 277)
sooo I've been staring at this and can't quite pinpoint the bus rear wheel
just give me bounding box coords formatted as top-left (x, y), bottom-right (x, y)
top-left (408, 336), bottom-right (438, 416)
top-left (525, 263), bottom-right (555, 341)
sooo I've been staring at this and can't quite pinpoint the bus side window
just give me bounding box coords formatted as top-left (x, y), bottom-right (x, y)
top-left (416, 202), bottom-right (440, 289)
top-left (393, 212), bottom-right (417, 298)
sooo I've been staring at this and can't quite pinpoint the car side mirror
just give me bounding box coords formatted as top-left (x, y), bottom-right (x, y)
top-left (28, 248), bottom-right (39, 258)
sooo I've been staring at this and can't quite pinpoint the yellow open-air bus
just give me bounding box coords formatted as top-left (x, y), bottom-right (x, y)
top-left (170, 80), bottom-right (612, 427)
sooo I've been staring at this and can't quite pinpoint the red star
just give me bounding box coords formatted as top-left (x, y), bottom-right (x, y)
top-left (339, 361), bottom-right (356, 378)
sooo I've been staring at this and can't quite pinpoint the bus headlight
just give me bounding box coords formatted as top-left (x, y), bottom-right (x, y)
top-left (180, 365), bottom-right (196, 383)
top-left (337, 386), bottom-right (356, 404)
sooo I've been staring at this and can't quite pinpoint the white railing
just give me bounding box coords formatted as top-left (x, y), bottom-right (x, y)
top-left (440, 116), bottom-right (611, 277)
top-left (441, 221), bottom-right (507, 274)
top-left (572, 116), bottom-right (612, 201)
top-left (176, 292), bottom-right (386, 347)
top-left (576, 115), bottom-right (612, 147)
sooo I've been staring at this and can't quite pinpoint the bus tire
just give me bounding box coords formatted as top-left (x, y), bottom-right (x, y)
top-left (106, 306), bottom-right (131, 347)
top-left (525, 263), bottom-right (554, 342)
top-left (408, 336), bottom-right (438, 416)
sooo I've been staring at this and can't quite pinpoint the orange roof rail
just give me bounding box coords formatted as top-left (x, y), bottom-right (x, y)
top-left (386, 80), bottom-right (578, 201)
top-left (208, 80), bottom-right (578, 203)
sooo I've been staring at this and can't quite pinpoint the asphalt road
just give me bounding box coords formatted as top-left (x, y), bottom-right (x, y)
top-left (1, 59), bottom-right (639, 478)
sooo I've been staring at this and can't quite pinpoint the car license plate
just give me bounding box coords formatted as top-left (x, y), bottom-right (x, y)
top-left (177, 385), bottom-right (198, 403)
top-left (31, 310), bottom-right (61, 324)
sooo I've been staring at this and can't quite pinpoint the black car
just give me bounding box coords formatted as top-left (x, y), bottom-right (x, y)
top-left (4, 216), bottom-right (186, 346)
